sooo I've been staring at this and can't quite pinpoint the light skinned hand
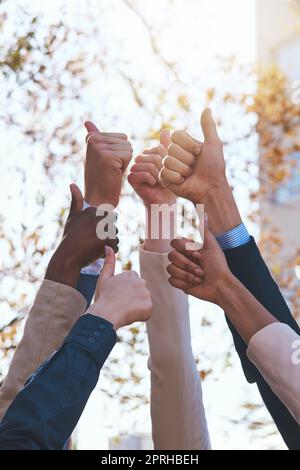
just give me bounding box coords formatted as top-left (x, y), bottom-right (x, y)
top-left (84, 121), bottom-right (133, 208)
top-left (87, 246), bottom-right (153, 330)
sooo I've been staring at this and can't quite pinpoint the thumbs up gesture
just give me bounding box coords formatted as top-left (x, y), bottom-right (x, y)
top-left (87, 247), bottom-right (153, 330)
top-left (159, 109), bottom-right (226, 204)
top-left (84, 121), bottom-right (133, 208)
top-left (128, 130), bottom-right (176, 207)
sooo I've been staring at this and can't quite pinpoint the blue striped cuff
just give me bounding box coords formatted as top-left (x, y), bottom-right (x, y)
top-left (216, 223), bottom-right (250, 250)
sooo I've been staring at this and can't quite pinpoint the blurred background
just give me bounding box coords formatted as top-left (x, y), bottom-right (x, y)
top-left (0, 0), bottom-right (300, 450)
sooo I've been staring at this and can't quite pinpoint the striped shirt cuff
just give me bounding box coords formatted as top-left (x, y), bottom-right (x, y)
top-left (216, 223), bottom-right (250, 250)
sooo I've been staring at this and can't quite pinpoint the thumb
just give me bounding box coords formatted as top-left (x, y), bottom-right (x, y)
top-left (100, 246), bottom-right (116, 281)
top-left (200, 108), bottom-right (220, 144)
top-left (84, 121), bottom-right (100, 133)
top-left (160, 130), bottom-right (171, 152)
top-left (67, 184), bottom-right (83, 220)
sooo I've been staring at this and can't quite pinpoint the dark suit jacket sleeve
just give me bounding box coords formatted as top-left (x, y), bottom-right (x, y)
top-left (224, 236), bottom-right (300, 449)
top-left (0, 314), bottom-right (116, 450)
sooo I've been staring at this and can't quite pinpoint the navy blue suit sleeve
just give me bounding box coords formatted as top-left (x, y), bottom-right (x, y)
top-left (0, 314), bottom-right (116, 450)
top-left (224, 236), bottom-right (300, 449)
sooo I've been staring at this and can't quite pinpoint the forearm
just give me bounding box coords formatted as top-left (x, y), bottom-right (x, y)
top-left (0, 314), bottom-right (116, 450)
top-left (217, 273), bottom-right (278, 344)
top-left (0, 280), bottom-right (86, 420)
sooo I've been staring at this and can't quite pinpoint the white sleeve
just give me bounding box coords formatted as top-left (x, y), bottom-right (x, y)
top-left (247, 322), bottom-right (300, 424)
top-left (140, 247), bottom-right (211, 450)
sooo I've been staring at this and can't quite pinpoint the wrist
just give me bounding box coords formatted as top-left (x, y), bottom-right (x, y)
top-left (45, 248), bottom-right (81, 289)
top-left (196, 182), bottom-right (242, 236)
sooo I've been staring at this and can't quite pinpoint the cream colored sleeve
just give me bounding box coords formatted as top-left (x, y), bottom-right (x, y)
top-left (140, 247), bottom-right (210, 450)
top-left (0, 279), bottom-right (87, 420)
top-left (247, 322), bottom-right (300, 425)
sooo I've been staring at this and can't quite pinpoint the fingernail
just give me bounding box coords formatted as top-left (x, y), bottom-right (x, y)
top-left (105, 246), bottom-right (109, 256)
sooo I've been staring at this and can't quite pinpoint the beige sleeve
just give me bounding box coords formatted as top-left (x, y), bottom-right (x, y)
top-left (247, 322), bottom-right (300, 425)
top-left (140, 247), bottom-right (210, 450)
top-left (0, 279), bottom-right (87, 419)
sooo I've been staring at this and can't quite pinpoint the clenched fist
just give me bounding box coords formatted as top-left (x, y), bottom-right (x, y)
top-left (84, 121), bottom-right (133, 208)
top-left (159, 108), bottom-right (226, 204)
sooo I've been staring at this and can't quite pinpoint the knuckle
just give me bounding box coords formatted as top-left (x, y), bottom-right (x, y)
top-left (156, 144), bottom-right (167, 156)
top-left (162, 155), bottom-right (169, 166)
top-left (153, 154), bottom-right (163, 166)
top-left (181, 163), bottom-right (192, 176)
top-left (171, 130), bottom-right (184, 142)
top-left (174, 171), bottom-right (183, 183)
top-left (184, 261), bottom-right (191, 272)
top-left (163, 156), bottom-right (173, 170)
top-left (170, 238), bottom-right (177, 249)
top-left (159, 168), bottom-right (166, 183)
top-left (186, 153), bottom-right (196, 165)
top-left (149, 162), bottom-right (157, 172)
top-left (166, 263), bottom-right (172, 274)
top-left (135, 155), bottom-right (143, 163)
top-left (87, 134), bottom-right (100, 145)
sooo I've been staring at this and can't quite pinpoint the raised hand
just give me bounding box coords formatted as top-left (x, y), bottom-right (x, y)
top-left (84, 121), bottom-right (133, 208)
top-left (159, 108), bottom-right (226, 203)
top-left (45, 184), bottom-right (118, 288)
top-left (167, 219), bottom-right (231, 304)
top-left (128, 131), bottom-right (175, 207)
top-left (87, 246), bottom-right (153, 330)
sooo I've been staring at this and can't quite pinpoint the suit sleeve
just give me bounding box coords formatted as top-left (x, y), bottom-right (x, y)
top-left (0, 280), bottom-right (87, 420)
top-left (0, 315), bottom-right (116, 450)
top-left (140, 247), bottom-right (210, 450)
